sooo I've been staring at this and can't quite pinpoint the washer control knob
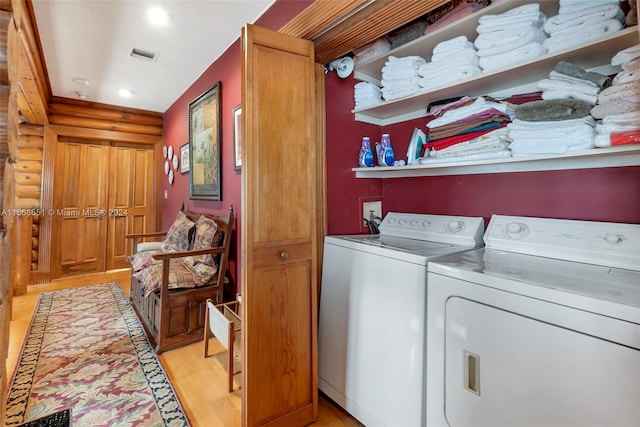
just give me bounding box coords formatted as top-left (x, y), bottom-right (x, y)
top-left (505, 222), bottom-right (528, 239)
top-left (604, 234), bottom-right (623, 244)
top-left (447, 220), bottom-right (464, 233)
top-left (422, 220), bottom-right (431, 228)
top-left (410, 220), bottom-right (418, 226)
top-left (398, 218), bottom-right (407, 225)
top-left (387, 218), bottom-right (396, 224)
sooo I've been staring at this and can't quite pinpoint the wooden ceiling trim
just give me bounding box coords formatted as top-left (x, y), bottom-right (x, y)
top-left (279, 0), bottom-right (371, 40)
top-left (280, 0), bottom-right (449, 65)
top-left (314, 0), bottom-right (449, 64)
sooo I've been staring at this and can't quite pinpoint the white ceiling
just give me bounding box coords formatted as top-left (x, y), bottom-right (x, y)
top-left (31, 0), bottom-right (277, 113)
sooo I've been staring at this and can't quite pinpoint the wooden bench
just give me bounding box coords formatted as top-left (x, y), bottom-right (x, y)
top-left (126, 207), bottom-right (234, 353)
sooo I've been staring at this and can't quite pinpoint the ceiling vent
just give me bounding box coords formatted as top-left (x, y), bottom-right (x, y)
top-left (129, 47), bottom-right (159, 62)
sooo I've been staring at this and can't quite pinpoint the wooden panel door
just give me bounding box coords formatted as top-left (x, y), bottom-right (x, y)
top-left (106, 143), bottom-right (154, 269)
top-left (52, 141), bottom-right (109, 277)
top-left (241, 24), bottom-right (319, 426)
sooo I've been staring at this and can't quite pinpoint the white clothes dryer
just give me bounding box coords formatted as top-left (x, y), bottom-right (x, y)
top-left (426, 215), bottom-right (640, 427)
top-left (319, 212), bottom-right (485, 427)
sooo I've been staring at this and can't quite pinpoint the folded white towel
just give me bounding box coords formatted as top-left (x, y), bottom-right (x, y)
top-left (479, 42), bottom-right (546, 72)
top-left (382, 65), bottom-right (422, 80)
top-left (541, 90), bottom-right (598, 105)
top-left (611, 44), bottom-right (640, 66)
top-left (543, 19), bottom-right (623, 52)
top-left (548, 70), bottom-right (602, 88)
top-left (478, 3), bottom-right (541, 25)
top-left (381, 76), bottom-right (422, 91)
top-left (477, 13), bottom-right (546, 34)
top-left (385, 55), bottom-right (427, 66)
top-left (508, 123), bottom-right (594, 140)
top-left (544, 3), bottom-right (624, 35)
top-left (431, 47), bottom-right (479, 64)
top-left (508, 116), bottom-right (595, 130)
top-left (537, 78), bottom-right (601, 96)
top-left (381, 86), bottom-right (421, 101)
top-left (510, 139), bottom-right (594, 156)
top-left (419, 65), bottom-right (482, 89)
top-left (475, 26), bottom-right (543, 49)
top-left (596, 123), bottom-right (640, 134)
top-left (601, 110), bottom-right (640, 126)
top-left (559, 0), bottom-right (620, 16)
top-left (432, 36), bottom-right (474, 56)
top-left (431, 45), bottom-right (478, 64)
top-left (419, 54), bottom-right (479, 76)
top-left (475, 28), bottom-right (546, 57)
top-left (623, 57), bottom-right (640, 71)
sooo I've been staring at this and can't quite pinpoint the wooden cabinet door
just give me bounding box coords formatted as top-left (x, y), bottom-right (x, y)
top-left (106, 144), bottom-right (154, 270)
top-left (52, 141), bottom-right (109, 277)
top-left (241, 24), bottom-right (319, 426)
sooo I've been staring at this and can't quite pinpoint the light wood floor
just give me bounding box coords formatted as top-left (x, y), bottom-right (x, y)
top-left (6, 270), bottom-right (363, 427)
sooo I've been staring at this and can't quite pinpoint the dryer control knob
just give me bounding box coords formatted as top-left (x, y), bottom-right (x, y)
top-left (447, 220), bottom-right (464, 233)
top-left (604, 234), bottom-right (623, 244)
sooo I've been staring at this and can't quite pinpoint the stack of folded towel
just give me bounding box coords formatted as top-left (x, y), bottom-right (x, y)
top-left (543, 0), bottom-right (625, 53)
top-left (354, 82), bottom-right (383, 109)
top-left (508, 116), bottom-right (596, 156)
top-left (508, 98), bottom-right (596, 156)
top-left (380, 55), bottom-right (426, 101)
top-left (592, 44), bottom-right (640, 119)
top-left (474, 3), bottom-right (548, 72)
top-left (592, 44), bottom-right (640, 146)
top-left (537, 61), bottom-right (610, 105)
top-left (419, 96), bottom-right (514, 163)
top-left (417, 36), bottom-right (481, 90)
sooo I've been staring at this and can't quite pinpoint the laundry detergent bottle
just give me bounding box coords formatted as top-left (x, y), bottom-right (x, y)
top-left (358, 136), bottom-right (375, 167)
top-left (380, 133), bottom-right (395, 166)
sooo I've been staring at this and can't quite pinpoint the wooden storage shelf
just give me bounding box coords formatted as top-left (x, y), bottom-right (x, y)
top-left (352, 146), bottom-right (640, 178)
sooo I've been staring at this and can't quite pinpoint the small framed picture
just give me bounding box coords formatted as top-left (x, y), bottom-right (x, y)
top-left (180, 143), bottom-right (190, 174)
top-left (233, 105), bottom-right (242, 171)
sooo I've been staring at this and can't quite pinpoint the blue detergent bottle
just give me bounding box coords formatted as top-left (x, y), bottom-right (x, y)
top-left (380, 133), bottom-right (395, 166)
top-left (358, 137), bottom-right (374, 167)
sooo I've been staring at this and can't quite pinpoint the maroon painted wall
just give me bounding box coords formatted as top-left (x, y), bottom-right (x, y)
top-left (162, 0), bottom-right (313, 290)
top-left (324, 72), bottom-right (640, 234)
top-left (164, 2), bottom-right (640, 291)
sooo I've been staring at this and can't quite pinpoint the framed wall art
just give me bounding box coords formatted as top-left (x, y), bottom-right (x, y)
top-left (179, 143), bottom-right (189, 173)
top-left (233, 105), bottom-right (242, 171)
top-left (189, 81), bottom-right (222, 200)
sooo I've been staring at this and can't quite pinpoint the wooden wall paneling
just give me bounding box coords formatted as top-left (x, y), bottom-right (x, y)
top-left (47, 114), bottom-right (163, 136)
top-left (48, 100), bottom-right (163, 127)
top-left (37, 123), bottom-right (54, 283)
top-left (11, 212), bottom-right (30, 295)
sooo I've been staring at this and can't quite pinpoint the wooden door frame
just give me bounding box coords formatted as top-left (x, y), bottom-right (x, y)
top-left (39, 124), bottom-right (163, 283)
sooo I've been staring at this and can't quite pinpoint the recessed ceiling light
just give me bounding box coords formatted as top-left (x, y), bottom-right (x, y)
top-left (147, 7), bottom-right (169, 26)
top-left (118, 89), bottom-right (133, 98)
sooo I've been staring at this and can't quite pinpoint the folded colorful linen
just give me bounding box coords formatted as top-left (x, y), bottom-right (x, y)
top-left (591, 100), bottom-right (640, 119)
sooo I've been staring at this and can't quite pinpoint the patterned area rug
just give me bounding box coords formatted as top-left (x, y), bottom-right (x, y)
top-left (5, 282), bottom-right (190, 426)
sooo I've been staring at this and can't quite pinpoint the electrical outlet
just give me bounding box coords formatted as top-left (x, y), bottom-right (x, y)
top-left (362, 201), bottom-right (382, 226)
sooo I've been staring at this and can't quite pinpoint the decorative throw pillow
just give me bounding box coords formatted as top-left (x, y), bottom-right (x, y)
top-left (161, 211), bottom-right (195, 252)
top-left (183, 215), bottom-right (220, 279)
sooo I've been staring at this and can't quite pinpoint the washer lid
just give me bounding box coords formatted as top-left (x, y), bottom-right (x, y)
top-left (325, 234), bottom-right (474, 265)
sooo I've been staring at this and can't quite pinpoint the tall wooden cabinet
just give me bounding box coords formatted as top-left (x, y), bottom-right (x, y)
top-left (241, 24), bottom-right (323, 426)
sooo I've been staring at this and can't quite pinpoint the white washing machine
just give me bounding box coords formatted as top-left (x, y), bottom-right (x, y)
top-left (318, 212), bottom-right (485, 427)
top-left (426, 215), bottom-right (640, 427)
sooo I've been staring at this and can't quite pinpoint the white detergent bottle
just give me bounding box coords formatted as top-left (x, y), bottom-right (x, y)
top-left (380, 133), bottom-right (395, 166)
